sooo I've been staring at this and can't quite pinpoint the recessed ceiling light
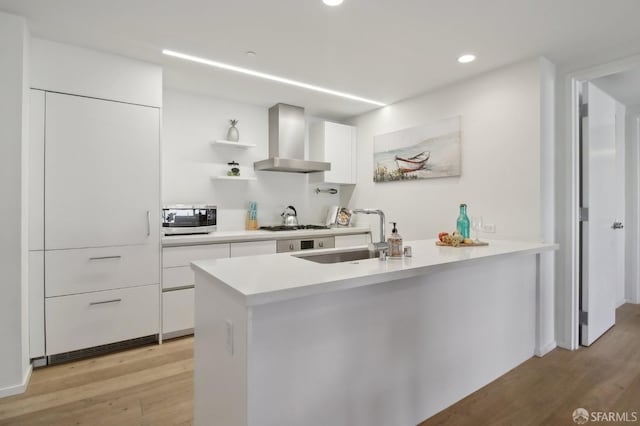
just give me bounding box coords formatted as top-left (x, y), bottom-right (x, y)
top-left (323, 0), bottom-right (344, 6)
top-left (163, 49), bottom-right (386, 107)
top-left (457, 54), bottom-right (476, 64)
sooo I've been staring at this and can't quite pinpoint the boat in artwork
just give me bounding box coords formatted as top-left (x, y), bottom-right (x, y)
top-left (394, 151), bottom-right (430, 173)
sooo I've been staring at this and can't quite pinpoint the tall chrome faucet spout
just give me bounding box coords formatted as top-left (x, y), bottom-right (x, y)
top-left (351, 209), bottom-right (387, 250)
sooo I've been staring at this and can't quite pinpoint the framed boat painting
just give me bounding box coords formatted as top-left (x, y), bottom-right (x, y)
top-left (373, 116), bottom-right (461, 182)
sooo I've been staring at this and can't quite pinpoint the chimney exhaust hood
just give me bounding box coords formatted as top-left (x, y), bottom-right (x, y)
top-left (254, 103), bottom-right (331, 173)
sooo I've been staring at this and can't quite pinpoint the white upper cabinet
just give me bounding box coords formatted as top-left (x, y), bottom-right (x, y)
top-left (45, 93), bottom-right (160, 250)
top-left (310, 121), bottom-right (357, 185)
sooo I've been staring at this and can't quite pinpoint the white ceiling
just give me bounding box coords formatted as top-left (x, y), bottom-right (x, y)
top-left (2, 0), bottom-right (640, 119)
top-left (592, 66), bottom-right (640, 109)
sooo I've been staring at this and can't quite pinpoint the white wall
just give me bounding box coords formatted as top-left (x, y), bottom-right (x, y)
top-left (538, 57), bottom-right (557, 356)
top-left (346, 59), bottom-right (545, 242)
top-left (345, 58), bottom-right (556, 355)
top-left (162, 89), bottom-right (342, 229)
top-left (0, 10), bottom-right (31, 397)
top-left (31, 38), bottom-right (162, 108)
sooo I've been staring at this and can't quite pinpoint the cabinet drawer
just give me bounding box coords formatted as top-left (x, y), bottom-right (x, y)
top-left (45, 245), bottom-right (159, 297)
top-left (229, 240), bottom-right (276, 257)
top-left (162, 288), bottom-right (194, 336)
top-left (162, 266), bottom-right (194, 290)
top-left (162, 243), bottom-right (229, 268)
top-left (45, 284), bottom-right (160, 355)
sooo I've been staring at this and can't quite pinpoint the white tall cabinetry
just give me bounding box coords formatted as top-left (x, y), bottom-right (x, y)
top-left (32, 92), bottom-right (161, 357)
top-left (29, 90), bottom-right (46, 359)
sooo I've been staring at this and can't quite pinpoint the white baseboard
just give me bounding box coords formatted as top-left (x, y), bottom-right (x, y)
top-left (535, 340), bottom-right (557, 357)
top-left (0, 364), bottom-right (32, 399)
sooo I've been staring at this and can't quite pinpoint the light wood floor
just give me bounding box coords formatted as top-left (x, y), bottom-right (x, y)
top-left (0, 337), bottom-right (194, 426)
top-left (0, 304), bottom-right (638, 426)
top-left (420, 303), bottom-right (640, 425)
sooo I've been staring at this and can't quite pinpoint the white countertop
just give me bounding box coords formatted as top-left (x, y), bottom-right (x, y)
top-left (161, 226), bottom-right (371, 246)
top-left (191, 239), bottom-right (558, 306)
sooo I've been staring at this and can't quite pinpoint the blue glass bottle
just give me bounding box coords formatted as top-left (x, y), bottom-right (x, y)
top-left (456, 204), bottom-right (470, 238)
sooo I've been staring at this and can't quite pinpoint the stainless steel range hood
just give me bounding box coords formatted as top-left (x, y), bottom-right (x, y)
top-left (254, 103), bottom-right (331, 173)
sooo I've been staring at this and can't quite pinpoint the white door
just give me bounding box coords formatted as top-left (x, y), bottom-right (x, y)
top-left (45, 93), bottom-right (160, 249)
top-left (580, 82), bottom-right (625, 346)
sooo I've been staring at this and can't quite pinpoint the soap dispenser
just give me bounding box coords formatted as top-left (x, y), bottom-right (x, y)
top-left (388, 222), bottom-right (403, 258)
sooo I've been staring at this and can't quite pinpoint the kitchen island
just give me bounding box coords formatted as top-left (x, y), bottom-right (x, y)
top-left (191, 239), bottom-right (557, 426)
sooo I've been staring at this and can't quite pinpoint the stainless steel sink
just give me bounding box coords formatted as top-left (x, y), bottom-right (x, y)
top-left (294, 248), bottom-right (377, 264)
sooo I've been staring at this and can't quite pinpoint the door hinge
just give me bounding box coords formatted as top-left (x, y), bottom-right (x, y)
top-left (579, 207), bottom-right (589, 222)
top-left (580, 102), bottom-right (588, 118)
top-left (579, 311), bottom-right (588, 326)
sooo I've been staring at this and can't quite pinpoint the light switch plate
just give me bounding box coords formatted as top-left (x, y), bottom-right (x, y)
top-left (482, 224), bottom-right (496, 233)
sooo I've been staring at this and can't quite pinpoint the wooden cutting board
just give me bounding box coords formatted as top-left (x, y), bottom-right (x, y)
top-left (436, 241), bottom-right (489, 247)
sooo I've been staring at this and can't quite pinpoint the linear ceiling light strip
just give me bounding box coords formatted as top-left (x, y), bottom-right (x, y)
top-left (162, 49), bottom-right (386, 107)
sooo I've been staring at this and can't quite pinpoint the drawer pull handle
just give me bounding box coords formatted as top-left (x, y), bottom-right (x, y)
top-left (89, 256), bottom-right (122, 261)
top-left (89, 298), bottom-right (122, 306)
top-left (146, 210), bottom-right (151, 237)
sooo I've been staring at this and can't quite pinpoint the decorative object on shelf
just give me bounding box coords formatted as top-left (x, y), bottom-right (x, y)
top-left (315, 187), bottom-right (338, 195)
top-left (226, 119), bottom-right (239, 142)
top-left (373, 116), bottom-right (461, 182)
top-left (227, 161), bottom-right (240, 176)
top-left (246, 201), bottom-right (258, 230)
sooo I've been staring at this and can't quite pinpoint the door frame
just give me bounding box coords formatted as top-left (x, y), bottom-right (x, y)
top-left (567, 54), bottom-right (640, 349)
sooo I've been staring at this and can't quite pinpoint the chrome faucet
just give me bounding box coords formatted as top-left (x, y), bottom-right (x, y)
top-left (351, 209), bottom-right (388, 253)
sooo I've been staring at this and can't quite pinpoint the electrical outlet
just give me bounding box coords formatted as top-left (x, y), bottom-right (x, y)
top-left (225, 320), bottom-right (234, 355)
top-left (482, 224), bottom-right (496, 233)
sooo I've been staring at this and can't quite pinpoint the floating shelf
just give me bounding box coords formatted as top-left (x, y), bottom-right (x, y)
top-left (211, 176), bottom-right (257, 181)
top-left (212, 140), bottom-right (256, 149)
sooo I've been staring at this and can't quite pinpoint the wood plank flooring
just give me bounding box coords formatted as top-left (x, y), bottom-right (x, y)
top-left (420, 303), bottom-right (640, 425)
top-left (0, 337), bottom-right (193, 426)
top-left (0, 304), bottom-right (638, 426)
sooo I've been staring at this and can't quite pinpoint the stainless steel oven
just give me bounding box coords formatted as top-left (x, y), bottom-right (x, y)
top-left (162, 205), bottom-right (217, 235)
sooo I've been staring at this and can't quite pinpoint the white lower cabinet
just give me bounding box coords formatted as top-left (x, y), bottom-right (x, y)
top-left (45, 284), bottom-right (159, 356)
top-left (160, 240), bottom-right (276, 339)
top-left (45, 245), bottom-right (159, 297)
top-left (163, 243), bottom-right (230, 268)
top-left (162, 288), bottom-right (195, 335)
top-left (229, 240), bottom-right (276, 257)
top-left (161, 243), bottom-right (230, 338)
top-left (162, 265), bottom-right (194, 290)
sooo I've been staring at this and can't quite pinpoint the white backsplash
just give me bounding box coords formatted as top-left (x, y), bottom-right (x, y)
top-left (162, 88), bottom-right (342, 230)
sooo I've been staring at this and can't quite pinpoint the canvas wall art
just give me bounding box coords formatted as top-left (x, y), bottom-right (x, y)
top-left (373, 116), bottom-right (461, 182)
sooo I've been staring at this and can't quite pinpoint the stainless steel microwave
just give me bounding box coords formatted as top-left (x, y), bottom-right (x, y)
top-left (162, 205), bottom-right (217, 235)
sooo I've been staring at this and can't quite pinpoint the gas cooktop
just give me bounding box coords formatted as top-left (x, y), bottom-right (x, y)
top-left (259, 225), bottom-right (330, 232)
